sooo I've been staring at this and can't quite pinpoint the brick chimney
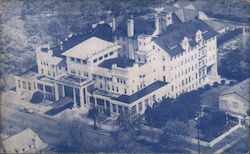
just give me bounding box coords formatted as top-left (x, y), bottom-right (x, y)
top-left (127, 17), bottom-right (134, 37)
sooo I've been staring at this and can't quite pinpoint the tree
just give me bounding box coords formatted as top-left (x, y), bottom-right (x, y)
top-left (144, 105), bottom-right (153, 125)
top-left (158, 120), bottom-right (189, 153)
top-left (87, 106), bottom-right (99, 130)
top-left (198, 110), bottom-right (227, 140)
top-left (30, 91), bottom-right (43, 103)
top-left (54, 121), bottom-right (89, 152)
top-left (111, 114), bottom-right (140, 152)
top-left (219, 51), bottom-right (249, 81)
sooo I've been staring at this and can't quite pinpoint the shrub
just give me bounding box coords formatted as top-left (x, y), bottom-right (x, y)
top-left (229, 81), bottom-right (235, 86)
top-left (220, 80), bottom-right (226, 85)
top-left (197, 87), bottom-right (204, 94)
top-left (213, 82), bottom-right (219, 88)
top-left (30, 91), bottom-right (44, 103)
top-left (204, 84), bottom-right (211, 90)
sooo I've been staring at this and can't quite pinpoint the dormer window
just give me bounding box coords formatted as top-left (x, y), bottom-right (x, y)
top-left (195, 30), bottom-right (203, 43)
top-left (181, 37), bottom-right (189, 50)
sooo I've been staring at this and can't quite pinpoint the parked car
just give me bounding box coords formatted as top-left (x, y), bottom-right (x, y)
top-left (19, 107), bottom-right (34, 114)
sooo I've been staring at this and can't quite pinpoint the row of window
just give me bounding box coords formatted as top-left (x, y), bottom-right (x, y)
top-left (17, 80), bottom-right (33, 91)
top-left (171, 74), bottom-right (198, 92)
top-left (70, 69), bottom-right (89, 77)
top-left (93, 51), bottom-right (113, 63)
top-left (131, 95), bottom-right (156, 115)
top-left (41, 69), bottom-right (56, 78)
top-left (37, 83), bottom-right (53, 93)
top-left (70, 57), bottom-right (87, 64)
top-left (171, 38), bottom-right (216, 60)
top-left (171, 65), bottom-right (198, 81)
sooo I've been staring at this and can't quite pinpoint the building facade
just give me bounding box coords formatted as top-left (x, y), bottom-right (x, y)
top-left (15, 13), bottom-right (219, 117)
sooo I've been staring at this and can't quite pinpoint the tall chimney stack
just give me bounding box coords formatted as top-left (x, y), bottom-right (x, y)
top-left (127, 16), bottom-right (134, 37)
top-left (154, 14), bottom-right (161, 36)
top-left (112, 18), bottom-right (116, 32)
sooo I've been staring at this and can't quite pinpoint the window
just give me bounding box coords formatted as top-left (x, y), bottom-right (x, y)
top-left (110, 51), bottom-right (113, 55)
top-left (118, 106), bottom-right (122, 113)
top-left (145, 98), bottom-right (149, 106)
top-left (106, 101), bottom-right (110, 107)
top-left (116, 87), bottom-right (119, 92)
top-left (45, 85), bottom-right (52, 92)
top-left (104, 54), bottom-right (108, 58)
top-left (139, 102), bottom-right (143, 111)
top-left (41, 69), bottom-right (44, 74)
top-left (76, 59), bottom-right (81, 63)
top-left (22, 81), bottom-right (26, 89)
top-left (82, 60), bottom-right (87, 64)
top-left (124, 88), bottom-right (127, 94)
top-left (70, 69), bottom-right (75, 74)
top-left (99, 57), bottom-right (103, 61)
top-left (71, 57), bottom-right (75, 61)
top-left (84, 72), bottom-right (88, 77)
top-left (48, 70), bottom-right (50, 76)
top-left (93, 59), bottom-right (97, 63)
top-left (97, 98), bottom-right (104, 106)
top-left (163, 66), bottom-right (165, 71)
top-left (131, 105), bottom-right (137, 115)
top-left (38, 84), bottom-right (43, 90)
top-left (18, 80), bottom-right (21, 88)
top-left (100, 83), bottom-right (103, 89)
top-left (112, 104), bottom-right (116, 112)
top-left (152, 95), bottom-right (156, 102)
top-left (107, 85), bottom-right (110, 90)
top-left (28, 82), bottom-right (31, 90)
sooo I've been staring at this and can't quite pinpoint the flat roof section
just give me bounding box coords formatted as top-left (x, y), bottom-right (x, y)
top-left (112, 80), bottom-right (168, 104)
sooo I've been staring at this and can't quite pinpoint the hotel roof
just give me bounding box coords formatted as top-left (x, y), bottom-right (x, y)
top-left (61, 36), bottom-right (120, 60)
top-left (154, 19), bottom-right (218, 57)
top-left (51, 23), bottom-right (113, 58)
top-left (98, 57), bottom-right (135, 69)
top-left (113, 81), bottom-right (167, 104)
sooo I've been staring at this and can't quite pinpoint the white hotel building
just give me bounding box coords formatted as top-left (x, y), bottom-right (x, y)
top-left (15, 11), bottom-right (219, 117)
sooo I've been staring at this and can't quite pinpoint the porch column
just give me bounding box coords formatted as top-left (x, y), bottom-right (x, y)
top-left (43, 84), bottom-right (46, 99)
top-left (54, 83), bottom-right (59, 101)
top-left (73, 87), bottom-right (77, 108)
top-left (79, 87), bottom-right (84, 109)
top-left (62, 85), bottom-right (65, 97)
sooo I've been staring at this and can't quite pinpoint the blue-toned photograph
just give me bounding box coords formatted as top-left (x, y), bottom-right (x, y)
top-left (0, 0), bottom-right (249, 153)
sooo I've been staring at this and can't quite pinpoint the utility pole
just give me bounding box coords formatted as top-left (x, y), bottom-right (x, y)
top-left (198, 113), bottom-right (200, 154)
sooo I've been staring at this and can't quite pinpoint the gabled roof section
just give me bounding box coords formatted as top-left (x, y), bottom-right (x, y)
top-left (112, 81), bottom-right (167, 104)
top-left (174, 8), bottom-right (199, 23)
top-left (2, 128), bottom-right (47, 153)
top-left (154, 19), bottom-right (218, 57)
top-left (203, 19), bottom-right (229, 32)
top-left (51, 23), bottom-right (113, 58)
top-left (221, 78), bottom-right (250, 102)
top-left (98, 57), bottom-right (135, 69)
top-left (61, 37), bottom-right (120, 60)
